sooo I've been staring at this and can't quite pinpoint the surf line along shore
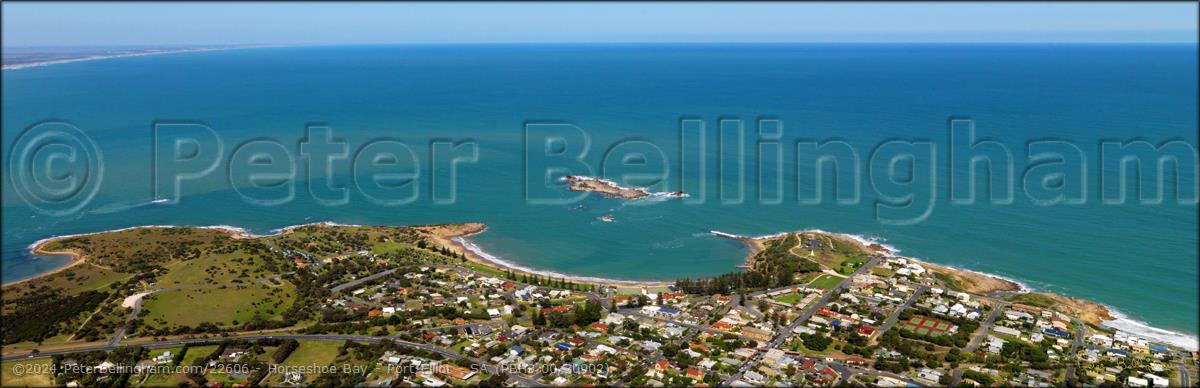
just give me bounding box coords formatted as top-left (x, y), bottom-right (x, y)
top-left (424, 223), bottom-right (673, 288)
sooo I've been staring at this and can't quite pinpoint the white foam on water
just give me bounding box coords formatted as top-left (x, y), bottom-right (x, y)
top-left (564, 175), bottom-right (687, 200)
top-left (1103, 308), bottom-right (1199, 351)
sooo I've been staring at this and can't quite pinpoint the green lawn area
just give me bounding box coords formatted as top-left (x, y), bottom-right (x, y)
top-left (3, 334), bottom-right (74, 352)
top-left (1005, 293), bottom-right (1058, 308)
top-left (932, 272), bottom-right (964, 292)
top-left (450, 340), bottom-right (473, 353)
top-left (616, 287), bottom-right (643, 296)
top-left (181, 345), bottom-right (219, 365)
top-left (835, 257), bottom-right (869, 275)
top-left (462, 261), bottom-right (507, 278)
top-left (139, 345), bottom-right (218, 387)
top-left (156, 252), bottom-right (265, 286)
top-left (141, 283), bottom-right (294, 329)
top-left (808, 274), bottom-right (844, 289)
top-left (795, 272), bottom-right (822, 284)
top-left (1, 358), bottom-right (55, 387)
top-left (772, 293), bottom-right (804, 305)
top-left (870, 267), bottom-right (896, 277)
top-left (3, 264), bottom-right (130, 303)
top-left (267, 340), bottom-right (344, 384)
top-left (371, 241), bottom-right (407, 255)
top-left (645, 286), bottom-right (672, 294)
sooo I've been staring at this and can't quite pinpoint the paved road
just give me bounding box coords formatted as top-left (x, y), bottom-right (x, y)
top-left (1174, 362), bottom-right (1191, 388)
top-left (108, 294), bottom-right (146, 347)
top-left (872, 285), bottom-right (929, 340)
top-left (942, 300), bottom-right (1011, 386)
top-left (722, 256), bottom-right (881, 385)
top-left (330, 268), bottom-right (399, 293)
top-left (965, 301), bottom-right (1009, 352)
top-left (1062, 321), bottom-right (1085, 385)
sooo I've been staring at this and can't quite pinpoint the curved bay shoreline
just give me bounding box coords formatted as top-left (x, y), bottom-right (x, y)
top-left (9, 221), bottom-right (1197, 350)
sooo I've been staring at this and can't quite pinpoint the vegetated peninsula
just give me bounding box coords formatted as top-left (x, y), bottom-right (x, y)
top-left (1, 223), bottom-right (1193, 388)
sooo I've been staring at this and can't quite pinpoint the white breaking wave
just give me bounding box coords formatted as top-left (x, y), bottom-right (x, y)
top-left (564, 176), bottom-right (688, 200)
top-left (1103, 308), bottom-right (1199, 351)
top-left (88, 198), bottom-right (176, 215)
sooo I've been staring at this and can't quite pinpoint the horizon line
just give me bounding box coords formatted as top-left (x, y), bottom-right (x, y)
top-left (5, 41), bottom-right (1198, 49)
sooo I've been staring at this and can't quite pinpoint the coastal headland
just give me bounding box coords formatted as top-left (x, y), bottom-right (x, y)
top-left (708, 229), bottom-right (1118, 328)
top-left (12, 222), bottom-right (1124, 330)
top-left (2, 219), bottom-right (1195, 388)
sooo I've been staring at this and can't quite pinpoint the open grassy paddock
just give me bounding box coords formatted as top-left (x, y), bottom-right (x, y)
top-left (808, 274), bottom-right (844, 289)
top-left (1, 358), bottom-right (55, 387)
top-left (141, 283), bottom-right (295, 329)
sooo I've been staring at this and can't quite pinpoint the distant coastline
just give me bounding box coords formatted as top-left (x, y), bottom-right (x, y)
top-left (15, 221), bottom-right (1200, 351)
top-left (2, 45), bottom-right (284, 70)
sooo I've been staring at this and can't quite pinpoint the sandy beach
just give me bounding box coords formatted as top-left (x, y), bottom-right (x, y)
top-left (2, 244), bottom-right (87, 287)
top-left (418, 223), bottom-right (673, 288)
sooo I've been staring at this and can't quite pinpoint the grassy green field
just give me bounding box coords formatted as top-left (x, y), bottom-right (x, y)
top-left (2, 334), bottom-right (75, 352)
top-left (835, 257), bottom-right (869, 275)
top-left (1, 358), bottom-right (55, 387)
top-left (138, 345), bottom-right (216, 388)
top-left (267, 340), bottom-right (344, 384)
top-left (141, 283), bottom-right (294, 329)
top-left (870, 267), bottom-right (896, 278)
top-left (2, 264), bottom-right (129, 304)
top-left (616, 287), bottom-right (643, 296)
top-left (1005, 293), bottom-right (1058, 308)
top-left (932, 272), bottom-right (964, 292)
top-left (156, 252), bottom-right (266, 286)
top-left (808, 274), bottom-right (844, 289)
top-left (136, 346), bottom-right (188, 386)
top-left (462, 261), bottom-right (507, 278)
top-left (772, 293), bottom-right (805, 305)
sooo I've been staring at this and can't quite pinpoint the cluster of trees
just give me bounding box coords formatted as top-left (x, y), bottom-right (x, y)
top-left (751, 234), bottom-right (822, 287)
top-left (185, 342), bottom-right (230, 386)
top-left (673, 271), bottom-right (768, 295)
top-left (798, 332), bottom-right (833, 351)
top-left (2, 289), bottom-right (108, 344)
top-left (512, 272), bottom-right (597, 292)
top-left (533, 299), bottom-right (604, 328)
top-left (48, 346), bottom-right (146, 387)
top-left (271, 339), bottom-right (300, 363)
top-left (1000, 340), bottom-right (1051, 368)
top-left (675, 234), bottom-right (824, 295)
top-left (877, 328), bottom-right (963, 369)
top-left (51, 350), bottom-right (108, 386)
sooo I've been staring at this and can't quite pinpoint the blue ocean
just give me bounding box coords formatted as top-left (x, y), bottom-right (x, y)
top-left (2, 44), bottom-right (1196, 346)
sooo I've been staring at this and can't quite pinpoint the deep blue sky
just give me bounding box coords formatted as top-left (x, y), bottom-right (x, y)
top-left (2, 2), bottom-right (1197, 47)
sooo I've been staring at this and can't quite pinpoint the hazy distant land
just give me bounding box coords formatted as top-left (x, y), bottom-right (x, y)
top-left (1, 45), bottom-right (277, 70)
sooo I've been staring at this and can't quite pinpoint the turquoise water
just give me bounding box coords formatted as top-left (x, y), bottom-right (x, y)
top-left (2, 44), bottom-right (1196, 344)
